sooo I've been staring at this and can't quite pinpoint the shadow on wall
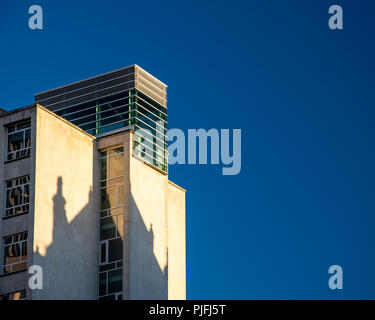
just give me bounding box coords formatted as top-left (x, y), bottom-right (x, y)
top-left (129, 193), bottom-right (168, 299)
top-left (32, 177), bottom-right (97, 299)
top-left (32, 177), bottom-right (168, 300)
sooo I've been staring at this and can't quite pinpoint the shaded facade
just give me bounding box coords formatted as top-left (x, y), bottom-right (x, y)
top-left (0, 66), bottom-right (186, 300)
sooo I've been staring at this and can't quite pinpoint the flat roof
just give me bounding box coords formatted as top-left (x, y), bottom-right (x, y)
top-left (0, 104), bottom-right (35, 119)
top-left (34, 64), bottom-right (167, 97)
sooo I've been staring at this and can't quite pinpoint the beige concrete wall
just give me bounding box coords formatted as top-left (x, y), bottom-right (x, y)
top-left (167, 182), bottom-right (186, 300)
top-left (31, 105), bottom-right (99, 299)
top-left (1, 106), bottom-right (186, 300)
top-left (129, 154), bottom-right (169, 299)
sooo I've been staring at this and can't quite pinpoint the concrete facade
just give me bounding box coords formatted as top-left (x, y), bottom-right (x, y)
top-left (167, 181), bottom-right (186, 300)
top-left (130, 151), bottom-right (169, 299)
top-left (97, 130), bottom-right (186, 300)
top-left (30, 105), bottom-right (99, 299)
top-left (0, 106), bottom-right (35, 298)
top-left (0, 104), bottom-right (186, 300)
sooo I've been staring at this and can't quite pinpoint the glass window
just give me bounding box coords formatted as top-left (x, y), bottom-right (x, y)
top-left (3, 232), bottom-right (28, 274)
top-left (108, 238), bottom-right (123, 263)
top-left (5, 175), bottom-right (30, 218)
top-left (108, 269), bottom-right (123, 294)
top-left (109, 154), bottom-right (124, 178)
top-left (99, 147), bottom-right (124, 299)
top-left (7, 120), bottom-right (31, 161)
top-left (117, 214), bottom-right (124, 237)
top-left (99, 267), bottom-right (123, 299)
top-left (99, 272), bottom-right (107, 296)
top-left (0, 290), bottom-right (26, 301)
top-left (100, 158), bottom-right (107, 181)
top-left (99, 294), bottom-right (115, 300)
top-left (100, 186), bottom-right (116, 210)
top-left (100, 217), bottom-right (117, 241)
top-left (55, 91), bottom-right (133, 136)
top-left (100, 243), bottom-right (107, 264)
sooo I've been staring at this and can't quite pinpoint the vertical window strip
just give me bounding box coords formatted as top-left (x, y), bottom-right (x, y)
top-left (98, 147), bottom-right (124, 300)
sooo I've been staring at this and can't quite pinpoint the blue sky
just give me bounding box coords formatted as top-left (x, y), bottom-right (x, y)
top-left (1, 0), bottom-right (375, 299)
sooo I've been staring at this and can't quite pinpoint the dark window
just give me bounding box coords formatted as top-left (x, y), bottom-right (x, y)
top-left (99, 272), bottom-right (107, 296)
top-left (99, 267), bottom-right (123, 298)
top-left (108, 238), bottom-right (123, 263)
top-left (108, 269), bottom-right (123, 294)
top-left (100, 217), bottom-right (117, 241)
top-left (99, 294), bottom-right (115, 300)
top-left (100, 243), bottom-right (107, 264)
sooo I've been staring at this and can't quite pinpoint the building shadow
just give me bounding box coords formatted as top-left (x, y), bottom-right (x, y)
top-left (31, 176), bottom-right (168, 300)
top-left (129, 193), bottom-right (168, 299)
top-left (31, 177), bottom-right (97, 299)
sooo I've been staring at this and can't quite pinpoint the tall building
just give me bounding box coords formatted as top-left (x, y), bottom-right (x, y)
top-left (0, 65), bottom-right (186, 300)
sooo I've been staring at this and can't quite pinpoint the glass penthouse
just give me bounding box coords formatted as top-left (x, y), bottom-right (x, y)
top-left (35, 65), bottom-right (168, 173)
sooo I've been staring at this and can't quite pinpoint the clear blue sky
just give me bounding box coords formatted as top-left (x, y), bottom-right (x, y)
top-left (1, 0), bottom-right (375, 299)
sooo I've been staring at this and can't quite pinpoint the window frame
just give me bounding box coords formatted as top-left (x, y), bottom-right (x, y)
top-left (99, 265), bottom-right (123, 299)
top-left (3, 232), bottom-right (28, 274)
top-left (98, 147), bottom-right (124, 299)
top-left (4, 175), bottom-right (30, 218)
top-left (6, 120), bottom-right (31, 161)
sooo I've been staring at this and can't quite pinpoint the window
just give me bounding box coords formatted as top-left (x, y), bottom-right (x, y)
top-left (100, 214), bottom-right (124, 242)
top-left (99, 265), bottom-right (123, 300)
top-left (99, 147), bottom-right (124, 299)
top-left (132, 90), bottom-right (168, 173)
top-left (100, 238), bottom-right (123, 265)
top-left (5, 175), bottom-right (30, 217)
top-left (0, 290), bottom-right (26, 300)
top-left (7, 120), bottom-right (31, 161)
top-left (3, 232), bottom-right (28, 274)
